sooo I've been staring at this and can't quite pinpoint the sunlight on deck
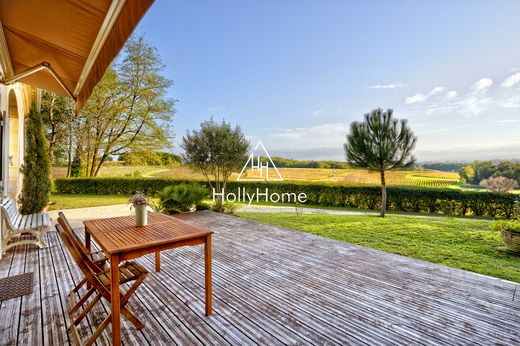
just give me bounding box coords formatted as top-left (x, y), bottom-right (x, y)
top-left (1, 211), bottom-right (520, 345)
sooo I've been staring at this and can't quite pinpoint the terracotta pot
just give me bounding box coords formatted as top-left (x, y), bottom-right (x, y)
top-left (502, 229), bottom-right (520, 253)
top-left (135, 204), bottom-right (148, 226)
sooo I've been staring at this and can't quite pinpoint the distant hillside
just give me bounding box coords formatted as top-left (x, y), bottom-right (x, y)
top-left (268, 157), bottom-right (350, 169)
top-left (420, 162), bottom-right (465, 172)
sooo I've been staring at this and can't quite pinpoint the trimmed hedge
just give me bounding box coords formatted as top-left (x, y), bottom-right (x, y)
top-left (54, 178), bottom-right (517, 218)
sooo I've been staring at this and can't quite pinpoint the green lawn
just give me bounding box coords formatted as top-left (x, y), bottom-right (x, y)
top-left (237, 212), bottom-right (520, 283)
top-left (50, 194), bottom-right (129, 210)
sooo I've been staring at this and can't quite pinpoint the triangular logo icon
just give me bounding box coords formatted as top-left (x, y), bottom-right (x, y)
top-left (237, 140), bottom-right (283, 181)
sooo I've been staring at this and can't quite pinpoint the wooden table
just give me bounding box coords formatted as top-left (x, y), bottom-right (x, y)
top-left (83, 212), bottom-right (213, 346)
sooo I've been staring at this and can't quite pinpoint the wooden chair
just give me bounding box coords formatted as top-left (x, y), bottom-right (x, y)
top-left (56, 224), bottom-right (148, 346)
top-left (57, 212), bottom-right (109, 314)
top-left (0, 197), bottom-right (51, 257)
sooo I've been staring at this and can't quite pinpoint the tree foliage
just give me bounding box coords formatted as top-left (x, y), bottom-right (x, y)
top-left (480, 176), bottom-right (518, 193)
top-left (78, 35), bottom-right (175, 177)
top-left (41, 34), bottom-right (175, 177)
top-left (119, 150), bottom-right (181, 166)
top-left (18, 104), bottom-right (51, 214)
top-left (40, 91), bottom-right (74, 164)
top-left (344, 108), bottom-right (417, 217)
top-left (181, 119), bottom-right (250, 212)
top-left (460, 160), bottom-right (520, 186)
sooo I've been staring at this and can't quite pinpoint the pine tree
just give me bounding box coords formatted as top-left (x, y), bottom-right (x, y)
top-left (18, 103), bottom-right (51, 214)
top-left (344, 108), bottom-right (417, 217)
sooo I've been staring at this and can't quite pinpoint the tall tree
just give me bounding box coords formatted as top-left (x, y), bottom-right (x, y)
top-left (181, 119), bottom-right (250, 212)
top-left (40, 34), bottom-right (174, 177)
top-left (40, 90), bottom-right (75, 175)
top-left (344, 108), bottom-right (417, 217)
top-left (18, 104), bottom-right (51, 214)
top-left (78, 34), bottom-right (175, 176)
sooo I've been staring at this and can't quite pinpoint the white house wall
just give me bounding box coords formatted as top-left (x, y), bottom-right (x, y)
top-left (0, 81), bottom-right (32, 200)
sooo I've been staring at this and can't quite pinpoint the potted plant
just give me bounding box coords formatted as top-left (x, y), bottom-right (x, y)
top-left (130, 192), bottom-right (149, 226)
top-left (493, 220), bottom-right (520, 253)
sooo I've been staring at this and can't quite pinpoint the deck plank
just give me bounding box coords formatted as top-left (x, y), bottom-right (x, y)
top-left (42, 229), bottom-right (71, 345)
top-left (17, 242), bottom-right (42, 345)
top-left (1, 210), bottom-right (520, 345)
top-left (0, 240), bottom-right (27, 345)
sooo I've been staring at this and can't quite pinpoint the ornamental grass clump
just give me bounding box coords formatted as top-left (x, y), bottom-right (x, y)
top-left (158, 183), bottom-right (208, 214)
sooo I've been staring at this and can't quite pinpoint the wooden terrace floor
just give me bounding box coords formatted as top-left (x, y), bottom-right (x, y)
top-left (1, 210), bottom-right (520, 345)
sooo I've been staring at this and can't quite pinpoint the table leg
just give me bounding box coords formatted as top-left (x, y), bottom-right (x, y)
top-left (204, 234), bottom-right (212, 316)
top-left (155, 252), bottom-right (161, 272)
top-left (110, 254), bottom-right (121, 346)
top-left (85, 230), bottom-right (91, 253)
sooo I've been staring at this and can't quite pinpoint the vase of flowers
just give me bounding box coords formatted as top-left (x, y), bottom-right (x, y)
top-left (130, 193), bottom-right (149, 227)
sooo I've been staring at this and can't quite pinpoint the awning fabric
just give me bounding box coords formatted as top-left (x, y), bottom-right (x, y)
top-left (0, 0), bottom-right (153, 112)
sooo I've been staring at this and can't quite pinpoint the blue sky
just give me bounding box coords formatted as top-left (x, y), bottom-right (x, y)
top-left (137, 0), bottom-right (520, 162)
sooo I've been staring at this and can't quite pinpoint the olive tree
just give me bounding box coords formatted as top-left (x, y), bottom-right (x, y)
top-left (181, 119), bottom-right (250, 212)
top-left (344, 108), bottom-right (417, 217)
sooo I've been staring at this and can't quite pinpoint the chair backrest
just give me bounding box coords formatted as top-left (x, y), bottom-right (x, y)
top-left (57, 212), bottom-right (89, 254)
top-left (57, 213), bottom-right (105, 274)
top-left (56, 224), bottom-right (110, 299)
top-left (0, 197), bottom-right (20, 229)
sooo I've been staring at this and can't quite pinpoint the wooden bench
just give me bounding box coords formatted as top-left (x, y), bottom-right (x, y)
top-left (0, 197), bottom-right (51, 257)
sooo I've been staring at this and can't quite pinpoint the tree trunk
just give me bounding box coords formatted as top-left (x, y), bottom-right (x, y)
top-left (380, 170), bottom-right (387, 218)
top-left (215, 180), bottom-right (223, 213)
top-left (66, 124), bottom-right (73, 177)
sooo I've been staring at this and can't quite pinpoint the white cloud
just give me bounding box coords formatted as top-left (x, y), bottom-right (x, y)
top-left (469, 78), bottom-right (493, 93)
top-left (404, 86), bottom-right (444, 104)
top-left (405, 93), bottom-right (427, 104)
top-left (497, 119), bottom-right (519, 123)
top-left (366, 83), bottom-right (404, 89)
top-left (500, 95), bottom-right (520, 108)
top-left (431, 86), bottom-right (444, 94)
top-left (446, 90), bottom-right (458, 98)
top-left (501, 73), bottom-right (520, 88)
top-left (457, 96), bottom-right (492, 116)
top-left (401, 73), bottom-right (520, 117)
top-left (403, 81), bottom-right (497, 117)
top-left (312, 110), bottom-right (323, 116)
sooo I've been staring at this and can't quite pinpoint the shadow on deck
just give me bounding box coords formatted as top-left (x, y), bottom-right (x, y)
top-left (1, 210), bottom-right (520, 345)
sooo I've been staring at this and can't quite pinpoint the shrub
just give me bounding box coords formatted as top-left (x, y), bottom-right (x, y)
top-left (70, 156), bottom-right (83, 177)
top-left (54, 177), bottom-right (195, 195)
top-left (492, 220), bottom-right (520, 233)
top-left (53, 177), bottom-right (518, 218)
top-left (220, 202), bottom-right (239, 215)
top-left (480, 176), bottom-right (518, 193)
top-left (18, 104), bottom-right (51, 214)
top-left (157, 183), bottom-right (208, 214)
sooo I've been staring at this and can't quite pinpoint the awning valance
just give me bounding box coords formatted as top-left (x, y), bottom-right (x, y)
top-left (0, 0), bottom-right (154, 112)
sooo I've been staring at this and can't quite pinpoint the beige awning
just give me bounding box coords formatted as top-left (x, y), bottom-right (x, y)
top-left (0, 0), bottom-right (154, 112)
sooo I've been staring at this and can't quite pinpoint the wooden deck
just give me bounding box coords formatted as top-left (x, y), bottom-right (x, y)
top-left (1, 210), bottom-right (520, 345)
